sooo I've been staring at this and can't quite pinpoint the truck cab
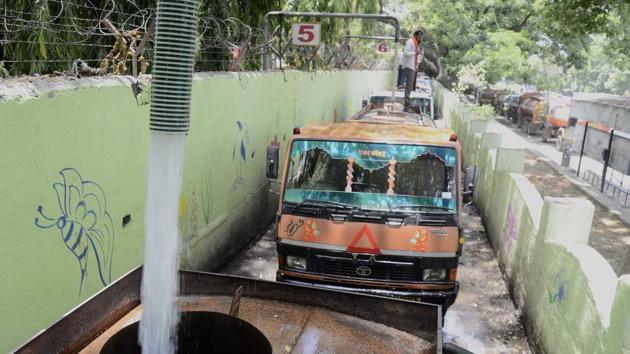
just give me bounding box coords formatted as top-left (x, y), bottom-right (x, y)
top-left (268, 121), bottom-right (463, 313)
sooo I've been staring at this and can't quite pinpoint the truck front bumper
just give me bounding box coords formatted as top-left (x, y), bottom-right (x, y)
top-left (277, 271), bottom-right (459, 309)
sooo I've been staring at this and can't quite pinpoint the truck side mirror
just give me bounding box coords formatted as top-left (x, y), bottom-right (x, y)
top-left (362, 99), bottom-right (368, 108)
top-left (266, 144), bottom-right (279, 179)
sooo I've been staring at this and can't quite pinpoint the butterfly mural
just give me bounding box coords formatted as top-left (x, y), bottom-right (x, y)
top-left (34, 168), bottom-right (115, 295)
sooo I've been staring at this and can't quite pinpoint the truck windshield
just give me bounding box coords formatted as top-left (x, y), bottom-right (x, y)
top-left (284, 140), bottom-right (457, 213)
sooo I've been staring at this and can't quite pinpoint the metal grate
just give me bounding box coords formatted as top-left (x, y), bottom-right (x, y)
top-left (310, 256), bottom-right (419, 282)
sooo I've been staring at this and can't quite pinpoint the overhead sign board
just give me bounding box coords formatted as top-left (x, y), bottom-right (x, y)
top-left (292, 23), bottom-right (321, 46)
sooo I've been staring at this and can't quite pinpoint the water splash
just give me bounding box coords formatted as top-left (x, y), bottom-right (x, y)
top-left (139, 132), bottom-right (186, 354)
top-left (444, 309), bottom-right (487, 354)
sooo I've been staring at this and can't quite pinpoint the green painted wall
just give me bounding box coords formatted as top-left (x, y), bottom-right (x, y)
top-left (0, 70), bottom-right (391, 352)
top-left (434, 82), bottom-right (630, 354)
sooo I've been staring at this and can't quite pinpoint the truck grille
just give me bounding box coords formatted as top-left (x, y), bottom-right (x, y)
top-left (310, 256), bottom-right (419, 282)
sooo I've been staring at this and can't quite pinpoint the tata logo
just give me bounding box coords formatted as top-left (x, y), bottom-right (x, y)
top-left (356, 266), bottom-right (372, 277)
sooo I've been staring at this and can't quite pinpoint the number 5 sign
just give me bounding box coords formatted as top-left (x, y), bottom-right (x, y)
top-left (292, 23), bottom-right (321, 46)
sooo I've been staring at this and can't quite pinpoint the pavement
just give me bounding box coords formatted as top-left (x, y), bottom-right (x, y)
top-left (494, 117), bottom-right (630, 275)
top-left (492, 117), bottom-right (630, 227)
top-left (221, 205), bottom-right (532, 354)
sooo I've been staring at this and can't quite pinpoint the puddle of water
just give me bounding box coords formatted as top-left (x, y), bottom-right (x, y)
top-left (139, 132), bottom-right (186, 354)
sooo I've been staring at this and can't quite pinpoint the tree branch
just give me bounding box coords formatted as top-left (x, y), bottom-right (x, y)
top-left (509, 13), bottom-right (533, 32)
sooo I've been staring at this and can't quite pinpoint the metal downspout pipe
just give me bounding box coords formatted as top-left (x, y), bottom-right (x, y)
top-left (150, 0), bottom-right (199, 133)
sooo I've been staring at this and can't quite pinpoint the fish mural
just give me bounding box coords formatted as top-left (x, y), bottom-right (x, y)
top-left (34, 168), bottom-right (115, 295)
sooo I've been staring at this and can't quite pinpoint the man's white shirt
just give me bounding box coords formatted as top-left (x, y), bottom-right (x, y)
top-left (401, 37), bottom-right (423, 70)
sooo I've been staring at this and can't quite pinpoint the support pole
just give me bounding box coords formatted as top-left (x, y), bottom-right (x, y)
top-left (263, 18), bottom-right (270, 70)
top-left (601, 129), bottom-right (614, 193)
top-left (577, 121), bottom-right (589, 177)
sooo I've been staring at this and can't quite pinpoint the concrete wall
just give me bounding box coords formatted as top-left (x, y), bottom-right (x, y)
top-left (434, 83), bottom-right (630, 353)
top-left (0, 70), bottom-right (391, 352)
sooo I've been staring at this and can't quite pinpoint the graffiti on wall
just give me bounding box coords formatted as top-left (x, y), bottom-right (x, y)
top-left (34, 168), bottom-right (115, 295)
top-left (232, 120), bottom-right (251, 192)
top-left (503, 203), bottom-right (519, 252)
top-left (548, 269), bottom-right (567, 305)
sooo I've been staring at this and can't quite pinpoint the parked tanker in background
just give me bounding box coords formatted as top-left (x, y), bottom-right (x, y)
top-left (517, 93), bottom-right (548, 135)
top-left (476, 88), bottom-right (505, 112)
top-left (542, 96), bottom-right (571, 149)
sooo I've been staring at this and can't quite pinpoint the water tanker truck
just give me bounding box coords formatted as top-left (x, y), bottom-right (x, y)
top-left (517, 93), bottom-right (548, 135)
top-left (267, 116), bottom-right (466, 314)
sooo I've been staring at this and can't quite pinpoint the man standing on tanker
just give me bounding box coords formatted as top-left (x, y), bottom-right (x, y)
top-left (402, 30), bottom-right (424, 112)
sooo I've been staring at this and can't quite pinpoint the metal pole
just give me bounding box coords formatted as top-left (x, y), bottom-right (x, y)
top-left (278, 15), bottom-right (283, 70)
top-left (341, 35), bottom-right (396, 41)
top-left (391, 38), bottom-right (399, 97)
top-left (263, 16), bottom-right (270, 70)
top-left (577, 121), bottom-right (588, 177)
top-left (601, 129), bottom-right (614, 193)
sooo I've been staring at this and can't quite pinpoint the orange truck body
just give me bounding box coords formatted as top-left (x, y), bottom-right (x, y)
top-left (520, 95), bottom-right (547, 125)
top-left (546, 97), bottom-right (571, 129)
top-left (274, 120), bottom-right (462, 311)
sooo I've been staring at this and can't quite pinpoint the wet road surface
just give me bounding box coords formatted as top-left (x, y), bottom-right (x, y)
top-left (222, 205), bottom-right (531, 353)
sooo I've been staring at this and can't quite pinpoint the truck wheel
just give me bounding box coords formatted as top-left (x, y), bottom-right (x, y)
top-left (521, 121), bottom-right (528, 134)
top-left (542, 126), bottom-right (552, 142)
top-left (555, 129), bottom-right (565, 150)
top-left (528, 123), bottom-right (539, 135)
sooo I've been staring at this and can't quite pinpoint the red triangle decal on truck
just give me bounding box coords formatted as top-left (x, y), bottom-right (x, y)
top-left (347, 225), bottom-right (380, 254)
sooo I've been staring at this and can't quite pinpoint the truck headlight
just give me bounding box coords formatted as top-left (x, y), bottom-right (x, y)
top-left (286, 256), bottom-right (307, 270)
top-left (422, 268), bottom-right (446, 281)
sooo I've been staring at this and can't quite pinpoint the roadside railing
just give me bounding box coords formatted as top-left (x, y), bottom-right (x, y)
top-left (582, 169), bottom-right (630, 207)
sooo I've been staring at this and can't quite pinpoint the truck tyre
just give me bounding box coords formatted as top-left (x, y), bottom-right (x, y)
top-left (555, 128), bottom-right (565, 150)
top-left (528, 122), bottom-right (539, 135)
top-left (542, 126), bottom-right (552, 142)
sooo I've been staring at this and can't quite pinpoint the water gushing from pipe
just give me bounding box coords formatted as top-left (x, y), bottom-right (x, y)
top-left (139, 133), bottom-right (186, 354)
top-left (139, 0), bottom-right (198, 352)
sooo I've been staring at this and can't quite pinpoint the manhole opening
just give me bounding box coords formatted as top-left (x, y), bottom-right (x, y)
top-left (100, 311), bottom-right (272, 354)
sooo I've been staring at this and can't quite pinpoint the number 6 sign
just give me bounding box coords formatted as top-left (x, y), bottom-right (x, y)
top-left (292, 23), bottom-right (321, 46)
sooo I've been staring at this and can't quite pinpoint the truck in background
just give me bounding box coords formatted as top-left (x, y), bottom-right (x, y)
top-left (517, 93), bottom-right (548, 135)
top-left (542, 96), bottom-right (571, 149)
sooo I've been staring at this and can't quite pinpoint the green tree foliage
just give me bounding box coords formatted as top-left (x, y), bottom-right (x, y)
top-left (390, 0), bottom-right (628, 94)
top-left (570, 36), bottom-right (630, 95)
top-left (392, 0), bottom-right (545, 81)
top-left (525, 55), bottom-right (565, 91)
top-left (282, 0), bottom-right (382, 46)
top-left (454, 63), bottom-right (487, 95)
top-left (1, 0), bottom-right (383, 75)
top-left (462, 30), bottom-right (531, 83)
